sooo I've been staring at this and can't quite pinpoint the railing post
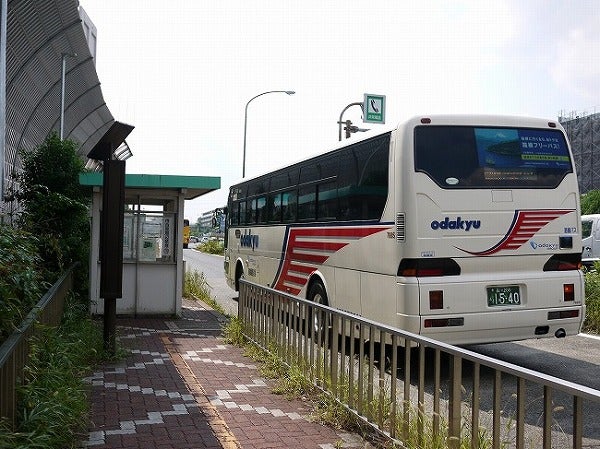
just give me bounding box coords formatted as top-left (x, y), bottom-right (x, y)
top-left (448, 354), bottom-right (462, 449)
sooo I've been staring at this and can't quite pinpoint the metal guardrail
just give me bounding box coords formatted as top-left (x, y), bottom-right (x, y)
top-left (238, 279), bottom-right (600, 449)
top-left (0, 265), bottom-right (75, 429)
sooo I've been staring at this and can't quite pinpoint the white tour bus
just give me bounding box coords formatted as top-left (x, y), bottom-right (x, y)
top-left (224, 115), bottom-right (585, 345)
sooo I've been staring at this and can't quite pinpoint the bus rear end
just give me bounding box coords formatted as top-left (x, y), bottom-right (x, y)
top-left (396, 115), bottom-right (584, 345)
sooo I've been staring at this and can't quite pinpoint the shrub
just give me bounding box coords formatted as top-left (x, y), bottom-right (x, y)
top-left (0, 225), bottom-right (44, 344)
top-left (581, 190), bottom-right (600, 215)
top-left (584, 264), bottom-right (600, 334)
top-left (0, 297), bottom-right (104, 449)
top-left (12, 133), bottom-right (90, 292)
top-left (198, 239), bottom-right (224, 255)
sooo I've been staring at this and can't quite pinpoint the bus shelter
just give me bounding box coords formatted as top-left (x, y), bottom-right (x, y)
top-left (80, 173), bottom-right (220, 316)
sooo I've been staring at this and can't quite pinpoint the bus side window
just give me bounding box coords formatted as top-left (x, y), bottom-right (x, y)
top-left (246, 199), bottom-right (256, 224)
top-left (359, 141), bottom-right (389, 219)
top-left (298, 185), bottom-right (316, 221)
top-left (268, 192), bottom-right (282, 223)
top-left (337, 134), bottom-right (390, 220)
top-left (282, 189), bottom-right (297, 222)
top-left (317, 181), bottom-right (338, 221)
top-left (239, 201), bottom-right (247, 225)
top-left (256, 196), bottom-right (267, 223)
top-left (230, 202), bottom-right (239, 225)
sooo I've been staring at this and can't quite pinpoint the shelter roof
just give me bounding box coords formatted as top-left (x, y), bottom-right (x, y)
top-left (79, 173), bottom-right (221, 200)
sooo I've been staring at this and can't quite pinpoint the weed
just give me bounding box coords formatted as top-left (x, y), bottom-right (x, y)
top-left (272, 364), bottom-right (316, 399)
top-left (183, 269), bottom-right (226, 314)
top-left (0, 294), bottom-right (105, 448)
top-left (223, 315), bottom-right (246, 346)
top-left (584, 264), bottom-right (600, 333)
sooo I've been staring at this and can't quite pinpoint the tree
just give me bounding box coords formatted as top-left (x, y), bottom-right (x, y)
top-left (14, 133), bottom-right (90, 284)
top-left (581, 190), bottom-right (600, 215)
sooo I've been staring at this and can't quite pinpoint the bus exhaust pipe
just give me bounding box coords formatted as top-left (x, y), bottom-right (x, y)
top-left (555, 328), bottom-right (566, 339)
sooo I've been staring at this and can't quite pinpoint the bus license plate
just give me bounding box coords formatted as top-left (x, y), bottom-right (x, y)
top-left (487, 286), bottom-right (521, 307)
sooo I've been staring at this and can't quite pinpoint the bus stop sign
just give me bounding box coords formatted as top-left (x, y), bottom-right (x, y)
top-left (363, 94), bottom-right (386, 124)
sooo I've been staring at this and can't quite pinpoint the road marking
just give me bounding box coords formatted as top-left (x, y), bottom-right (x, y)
top-left (580, 332), bottom-right (600, 341)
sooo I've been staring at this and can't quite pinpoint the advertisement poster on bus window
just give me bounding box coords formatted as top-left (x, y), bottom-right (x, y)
top-left (475, 128), bottom-right (570, 169)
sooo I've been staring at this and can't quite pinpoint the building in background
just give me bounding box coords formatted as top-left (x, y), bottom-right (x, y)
top-left (560, 111), bottom-right (600, 194)
top-left (199, 211), bottom-right (213, 232)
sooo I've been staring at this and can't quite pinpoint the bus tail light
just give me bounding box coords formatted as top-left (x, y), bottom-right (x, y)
top-left (563, 283), bottom-right (575, 301)
top-left (548, 309), bottom-right (579, 320)
top-left (398, 258), bottom-right (461, 277)
top-left (543, 253), bottom-right (581, 271)
top-left (429, 290), bottom-right (444, 309)
top-left (424, 317), bottom-right (464, 328)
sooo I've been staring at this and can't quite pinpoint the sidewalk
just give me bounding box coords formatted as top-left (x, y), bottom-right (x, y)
top-left (82, 299), bottom-right (373, 449)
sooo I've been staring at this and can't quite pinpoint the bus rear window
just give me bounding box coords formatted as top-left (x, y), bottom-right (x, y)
top-left (414, 126), bottom-right (572, 188)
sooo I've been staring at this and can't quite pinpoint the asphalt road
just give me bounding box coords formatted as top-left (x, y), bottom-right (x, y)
top-left (183, 246), bottom-right (238, 316)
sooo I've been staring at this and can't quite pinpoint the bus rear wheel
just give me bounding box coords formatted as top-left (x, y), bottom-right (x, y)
top-left (235, 263), bottom-right (244, 292)
top-left (308, 281), bottom-right (329, 342)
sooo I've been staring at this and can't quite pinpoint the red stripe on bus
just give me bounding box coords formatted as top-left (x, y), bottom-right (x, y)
top-left (458, 210), bottom-right (572, 256)
top-left (273, 225), bottom-right (389, 293)
top-left (290, 252), bottom-right (329, 264)
top-left (288, 264), bottom-right (316, 274)
top-left (293, 241), bottom-right (348, 252)
top-left (281, 274), bottom-right (307, 285)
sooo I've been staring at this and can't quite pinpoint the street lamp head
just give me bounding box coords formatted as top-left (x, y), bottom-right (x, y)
top-left (285, 91), bottom-right (295, 95)
top-left (61, 52), bottom-right (77, 58)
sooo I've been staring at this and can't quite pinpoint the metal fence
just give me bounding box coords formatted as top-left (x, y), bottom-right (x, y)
top-left (0, 265), bottom-right (75, 428)
top-left (238, 279), bottom-right (600, 449)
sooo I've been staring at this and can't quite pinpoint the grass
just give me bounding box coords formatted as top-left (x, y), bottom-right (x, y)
top-left (584, 265), bottom-right (600, 334)
top-left (0, 296), bottom-right (106, 449)
top-left (183, 269), bottom-right (226, 315)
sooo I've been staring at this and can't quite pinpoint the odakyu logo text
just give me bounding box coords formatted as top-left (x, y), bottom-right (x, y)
top-left (529, 240), bottom-right (558, 250)
top-left (430, 217), bottom-right (481, 231)
top-left (240, 231), bottom-right (259, 250)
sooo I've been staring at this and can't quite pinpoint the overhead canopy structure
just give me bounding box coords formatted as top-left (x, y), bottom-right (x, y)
top-left (79, 173), bottom-right (222, 201)
top-left (1, 0), bottom-right (125, 208)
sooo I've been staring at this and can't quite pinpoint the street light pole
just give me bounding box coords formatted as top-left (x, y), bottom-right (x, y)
top-left (243, 90), bottom-right (295, 178)
top-left (60, 52), bottom-right (77, 140)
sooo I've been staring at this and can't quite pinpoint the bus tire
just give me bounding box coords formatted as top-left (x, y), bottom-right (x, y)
top-left (235, 262), bottom-right (244, 292)
top-left (308, 280), bottom-right (329, 342)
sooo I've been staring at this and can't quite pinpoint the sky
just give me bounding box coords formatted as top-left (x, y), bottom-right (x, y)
top-left (80, 0), bottom-right (599, 223)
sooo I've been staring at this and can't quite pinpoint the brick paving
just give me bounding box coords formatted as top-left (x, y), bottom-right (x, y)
top-left (82, 299), bottom-right (373, 449)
